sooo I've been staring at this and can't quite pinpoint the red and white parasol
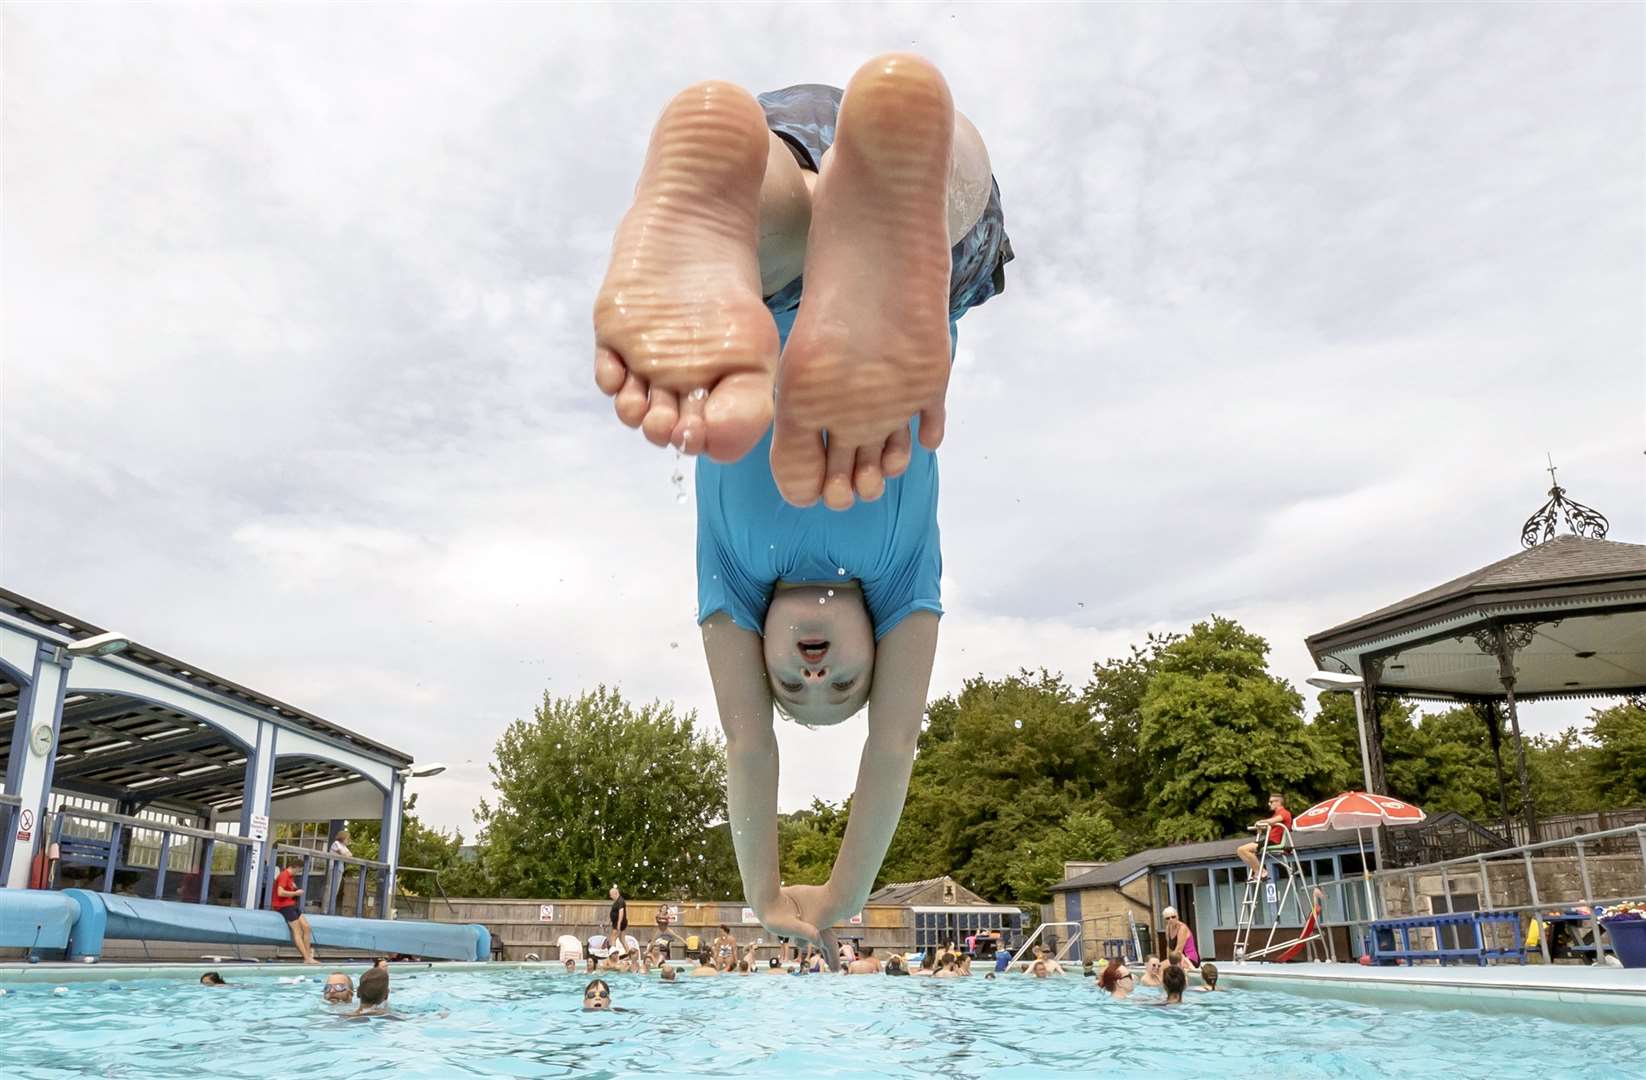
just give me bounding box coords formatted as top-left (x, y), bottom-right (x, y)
top-left (1293, 791), bottom-right (1426, 833)
top-left (1292, 792), bottom-right (1426, 924)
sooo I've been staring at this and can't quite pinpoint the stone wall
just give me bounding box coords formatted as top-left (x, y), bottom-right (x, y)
top-left (1380, 853), bottom-right (1644, 917)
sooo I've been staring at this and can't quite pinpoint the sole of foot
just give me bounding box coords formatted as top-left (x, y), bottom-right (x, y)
top-left (770, 54), bottom-right (956, 510)
top-left (592, 81), bottom-right (780, 462)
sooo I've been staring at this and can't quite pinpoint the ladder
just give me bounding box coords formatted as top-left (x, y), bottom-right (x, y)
top-left (1231, 824), bottom-right (1328, 963)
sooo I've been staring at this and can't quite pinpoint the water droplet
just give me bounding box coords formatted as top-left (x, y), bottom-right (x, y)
top-left (827, 590), bottom-right (834, 597)
top-left (675, 491), bottom-right (688, 504)
top-left (837, 568), bottom-right (847, 576)
top-left (689, 388), bottom-right (707, 401)
top-left (1077, 602), bottom-right (1085, 608)
top-left (1013, 719), bottom-right (1023, 729)
top-left (669, 641), bottom-right (679, 649)
top-left (818, 598), bottom-right (826, 604)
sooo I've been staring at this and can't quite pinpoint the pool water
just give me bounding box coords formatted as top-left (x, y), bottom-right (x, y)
top-left (2, 967), bottom-right (1642, 1079)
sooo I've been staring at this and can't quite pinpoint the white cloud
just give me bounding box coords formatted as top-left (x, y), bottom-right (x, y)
top-left (3, 3), bottom-right (1641, 834)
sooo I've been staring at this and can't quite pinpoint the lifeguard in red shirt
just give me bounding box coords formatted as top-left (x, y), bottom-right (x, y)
top-left (271, 862), bottom-right (318, 963)
top-left (1236, 793), bottom-right (1293, 882)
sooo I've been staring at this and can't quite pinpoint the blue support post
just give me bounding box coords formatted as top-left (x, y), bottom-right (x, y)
top-left (200, 839), bottom-right (215, 904)
top-left (155, 830), bottom-right (173, 900)
top-left (102, 821), bottom-right (123, 893)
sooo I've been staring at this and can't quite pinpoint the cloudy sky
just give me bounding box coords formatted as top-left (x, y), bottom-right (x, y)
top-left (4, 4), bottom-right (1642, 834)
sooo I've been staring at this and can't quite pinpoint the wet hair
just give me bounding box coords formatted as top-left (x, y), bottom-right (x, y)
top-left (719, 924), bottom-right (730, 934)
top-left (737, 961), bottom-right (748, 972)
top-left (1162, 964), bottom-right (1187, 997)
top-left (200, 971), bottom-right (225, 986)
top-left (358, 967), bottom-right (389, 1006)
top-left (1098, 958), bottom-right (1124, 992)
top-left (858, 944), bottom-right (874, 958)
top-left (1201, 962), bottom-right (1219, 987)
top-left (768, 957), bottom-right (781, 968)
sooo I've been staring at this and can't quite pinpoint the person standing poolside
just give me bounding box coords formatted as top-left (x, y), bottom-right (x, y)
top-left (270, 861), bottom-right (316, 964)
top-left (594, 55), bottom-right (1013, 955)
top-left (1158, 964), bottom-right (1186, 1005)
top-left (1194, 962), bottom-right (1221, 992)
top-left (1162, 907), bottom-right (1200, 968)
top-left (994, 945), bottom-right (1012, 974)
top-left (327, 828), bottom-right (352, 913)
top-left (1237, 793), bottom-right (1292, 882)
top-left (608, 886), bottom-right (629, 946)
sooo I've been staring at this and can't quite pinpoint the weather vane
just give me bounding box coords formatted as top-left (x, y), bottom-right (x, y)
top-left (1520, 453), bottom-right (1608, 548)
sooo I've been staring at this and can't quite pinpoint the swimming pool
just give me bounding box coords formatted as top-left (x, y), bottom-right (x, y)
top-left (2, 966), bottom-right (1641, 1079)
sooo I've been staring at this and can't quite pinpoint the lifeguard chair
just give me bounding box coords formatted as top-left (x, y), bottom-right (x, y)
top-left (1232, 823), bottom-right (1328, 962)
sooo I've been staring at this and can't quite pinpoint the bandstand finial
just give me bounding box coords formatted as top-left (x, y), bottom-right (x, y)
top-left (1520, 455), bottom-right (1608, 548)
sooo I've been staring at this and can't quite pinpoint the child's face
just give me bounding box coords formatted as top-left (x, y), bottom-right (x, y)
top-left (763, 584), bottom-right (874, 726)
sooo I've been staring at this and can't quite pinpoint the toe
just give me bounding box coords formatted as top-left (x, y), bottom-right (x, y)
top-left (703, 371), bottom-right (774, 464)
top-left (642, 387), bottom-right (679, 447)
top-left (614, 371), bottom-right (650, 428)
top-left (918, 400), bottom-right (946, 450)
top-left (594, 346), bottom-right (628, 396)
top-left (882, 425), bottom-right (913, 478)
top-left (822, 436), bottom-right (856, 511)
top-left (853, 443), bottom-right (885, 502)
top-left (770, 413), bottom-right (825, 508)
top-left (672, 387), bottom-right (708, 454)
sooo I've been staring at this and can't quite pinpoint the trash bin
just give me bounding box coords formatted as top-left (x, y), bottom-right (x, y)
top-left (1602, 917), bottom-right (1646, 969)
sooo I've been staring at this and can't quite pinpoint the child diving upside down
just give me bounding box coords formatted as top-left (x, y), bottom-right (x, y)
top-left (592, 55), bottom-right (1013, 959)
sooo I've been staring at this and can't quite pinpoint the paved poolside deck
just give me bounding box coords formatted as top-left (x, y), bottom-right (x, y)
top-left (1218, 961), bottom-right (1646, 1023)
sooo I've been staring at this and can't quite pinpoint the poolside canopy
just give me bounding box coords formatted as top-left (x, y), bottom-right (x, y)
top-left (1306, 532), bottom-right (1646, 844)
top-left (0, 588), bottom-right (415, 909)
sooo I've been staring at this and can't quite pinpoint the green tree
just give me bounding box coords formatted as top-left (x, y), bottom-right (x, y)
top-left (778, 799), bottom-right (850, 887)
top-left (348, 793), bottom-right (488, 897)
top-left (1081, 633), bottom-right (1179, 849)
top-left (1588, 700), bottom-right (1646, 807)
top-left (881, 670), bottom-right (1110, 904)
top-left (473, 686), bottom-right (728, 899)
top-left (1004, 805), bottom-right (1125, 904)
top-left (1138, 616), bottom-right (1330, 843)
top-left (1525, 727), bottom-right (1602, 816)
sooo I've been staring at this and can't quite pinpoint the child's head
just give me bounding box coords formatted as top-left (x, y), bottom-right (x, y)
top-left (763, 584), bottom-right (874, 726)
top-left (358, 967), bottom-right (390, 1007)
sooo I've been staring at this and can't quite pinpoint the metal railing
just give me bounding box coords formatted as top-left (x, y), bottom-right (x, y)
top-left (1371, 822), bottom-right (1646, 965)
top-left (46, 806), bottom-right (258, 904)
top-left (266, 842), bottom-right (391, 919)
top-left (1008, 921), bottom-right (1082, 971)
top-left (395, 865), bottom-right (458, 918)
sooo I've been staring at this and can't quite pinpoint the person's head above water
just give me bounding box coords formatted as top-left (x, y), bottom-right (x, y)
top-left (763, 582), bottom-right (874, 727)
top-left (199, 971), bottom-right (226, 986)
top-left (322, 972), bottom-right (353, 1002)
top-left (358, 967), bottom-right (389, 1009)
top-left (582, 978), bottom-right (612, 1011)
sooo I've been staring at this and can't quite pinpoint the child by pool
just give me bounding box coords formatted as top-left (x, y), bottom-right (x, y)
top-left (592, 54), bottom-right (1012, 952)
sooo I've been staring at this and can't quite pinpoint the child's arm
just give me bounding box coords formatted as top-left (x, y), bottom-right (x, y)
top-left (700, 612), bottom-right (824, 943)
top-left (816, 611), bottom-right (939, 920)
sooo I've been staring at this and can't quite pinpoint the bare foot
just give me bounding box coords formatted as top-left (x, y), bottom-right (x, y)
top-left (771, 55), bottom-right (956, 509)
top-left (593, 82), bottom-right (780, 462)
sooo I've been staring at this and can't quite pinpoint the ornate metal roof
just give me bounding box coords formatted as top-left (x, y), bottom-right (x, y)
top-left (1522, 458), bottom-right (1609, 548)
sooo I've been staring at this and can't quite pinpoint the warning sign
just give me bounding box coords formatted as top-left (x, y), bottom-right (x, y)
top-left (849, 912), bottom-right (863, 926)
top-left (248, 814), bottom-right (269, 842)
top-left (539, 904), bottom-right (555, 922)
top-left (16, 808), bottom-right (33, 842)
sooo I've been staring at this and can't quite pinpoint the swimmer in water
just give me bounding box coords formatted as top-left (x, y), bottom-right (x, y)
top-left (592, 54), bottom-right (1011, 959)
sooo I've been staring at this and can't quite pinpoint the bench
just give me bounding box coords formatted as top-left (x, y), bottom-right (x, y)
top-left (1370, 911), bottom-right (1527, 966)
